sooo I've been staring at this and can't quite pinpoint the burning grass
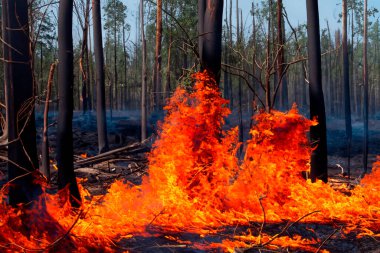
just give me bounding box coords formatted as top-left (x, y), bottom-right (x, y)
top-left (0, 71), bottom-right (379, 252)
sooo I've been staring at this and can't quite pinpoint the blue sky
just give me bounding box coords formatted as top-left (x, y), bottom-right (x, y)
top-left (123, 0), bottom-right (380, 43)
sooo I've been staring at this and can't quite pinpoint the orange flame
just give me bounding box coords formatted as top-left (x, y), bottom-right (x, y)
top-left (0, 71), bottom-right (379, 252)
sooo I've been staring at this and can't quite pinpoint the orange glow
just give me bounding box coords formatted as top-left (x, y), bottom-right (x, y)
top-left (0, 71), bottom-right (379, 252)
top-left (80, 153), bottom-right (88, 159)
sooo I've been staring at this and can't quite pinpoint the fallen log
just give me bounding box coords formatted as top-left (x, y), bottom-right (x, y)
top-left (74, 142), bottom-right (149, 168)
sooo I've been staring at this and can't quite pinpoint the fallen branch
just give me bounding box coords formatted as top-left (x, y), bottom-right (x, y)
top-left (243, 210), bottom-right (321, 252)
top-left (74, 142), bottom-right (149, 168)
top-left (315, 227), bottom-right (341, 253)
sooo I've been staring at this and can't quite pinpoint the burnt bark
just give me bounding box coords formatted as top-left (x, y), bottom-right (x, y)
top-left (41, 63), bottom-right (56, 181)
top-left (6, 0), bottom-right (42, 205)
top-left (57, 0), bottom-right (81, 206)
top-left (154, 0), bottom-right (163, 109)
top-left (342, 0), bottom-right (352, 177)
top-left (141, 0), bottom-right (147, 141)
top-left (92, 0), bottom-right (109, 153)
top-left (198, 0), bottom-right (224, 84)
top-left (80, 0), bottom-right (91, 114)
top-left (265, 0), bottom-right (272, 112)
top-left (306, 0), bottom-right (328, 183)
top-left (277, 0), bottom-right (288, 110)
top-left (363, 0), bottom-right (369, 175)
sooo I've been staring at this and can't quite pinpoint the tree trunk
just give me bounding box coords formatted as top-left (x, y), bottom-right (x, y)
top-left (57, 0), bottom-right (81, 206)
top-left (154, 0), bottom-right (163, 110)
top-left (277, 0), bottom-right (288, 110)
top-left (6, 0), bottom-right (42, 206)
top-left (80, 0), bottom-right (91, 114)
top-left (41, 62), bottom-right (56, 181)
top-left (166, 31), bottom-right (172, 99)
top-left (1, 0), bottom-right (9, 144)
top-left (113, 0), bottom-right (118, 111)
top-left (252, 2), bottom-right (257, 111)
top-left (265, 0), bottom-right (272, 112)
top-left (92, 0), bottom-right (109, 154)
top-left (141, 0), bottom-right (147, 141)
top-left (236, 0), bottom-right (243, 145)
top-left (223, 0), bottom-right (229, 101)
top-left (123, 19), bottom-right (128, 110)
top-left (363, 0), bottom-right (369, 175)
top-left (306, 0), bottom-right (328, 183)
top-left (198, 0), bottom-right (224, 84)
top-left (342, 0), bottom-right (352, 177)
top-left (229, 0), bottom-right (233, 108)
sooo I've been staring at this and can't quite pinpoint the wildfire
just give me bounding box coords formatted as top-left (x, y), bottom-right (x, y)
top-left (0, 71), bottom-right (379, 252)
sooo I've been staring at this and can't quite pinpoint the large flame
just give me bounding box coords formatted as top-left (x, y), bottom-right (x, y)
top-left (0, 71), bottom-right (379, 252)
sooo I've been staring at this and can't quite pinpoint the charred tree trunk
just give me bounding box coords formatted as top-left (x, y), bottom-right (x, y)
top-left (154, 0), bottom-right (162, 109)
top-left (113, 0), bottom-right (118, 111)
top-left (6, 0), bottom-right (42, 206)
top-left (92, 0), bottom-right (109, 153)
top-left (363, 0), bottom-right (369, 175)
top-left (342, 0), bottom-right (352, 177)
top-left (223, 0), bottom-right (229, 101)
top-left (265, 0), bottom-right (272, 112)
top-left (80, 0), bottom-right (91, 114)
top-left (198, 0), bottom-right (224, 84)
top-left (1, 0), bottom-right (9, 144)
top-left (306, 0), bottom-right (328, 183)
top-left (166, 32), bottom-right (172, 99)
top-left (123, 19), bottom-right (128, 110)
top-left (41, 63), bottom-right (56, 181)
top-left (141, 0), bottom-right (147, 141)
top-left (57, 0), bottom-right (81, 206)
top-left (236, 0), bottom-right (243, 145)
top-left (252, 2), bottom-right (257, 111)
top-left (228, 0), bottom-right (233, 108)
top-left (277, 0), bottom-right (288, 110)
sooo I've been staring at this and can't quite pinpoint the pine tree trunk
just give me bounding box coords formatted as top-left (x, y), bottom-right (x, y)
top-left (306, 0), bottom-right (328, 183)
top-left (198, 0), bottom-right (224, 84)
top-left (80, 0), bottom-right (91, 114)
top-left (41, 62), bottom-right (56, 181)
top-left (123, 20), bottom-right (128, 110)
top-left (342, 0), bottom-right (352, 177)
top-left (6, 0), bottom-right (42, 206)
top-left (265, 0), bottom-right (272, 112)
top-left (141, 0), bottom-right (147, 141)
top-left (113, 0), bottom-right (118, 111)
top-left (277, 0), bottom-right (288, 110)
top-left (92, 0), bottom-right (109, 153)
top-left (57, 0), bottom-right (82, 207)
top-left (154, 0), bottom-right (163, 110)
top-left (363, 0), bottom-right (369, 175)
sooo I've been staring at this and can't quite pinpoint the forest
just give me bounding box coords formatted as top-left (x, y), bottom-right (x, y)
top-left (0, 0), bottom-right (379, 252)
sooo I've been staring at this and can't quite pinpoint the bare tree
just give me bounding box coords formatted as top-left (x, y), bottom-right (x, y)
top-left (277, 0), bottom-right (288, 110)
top-left (363, 0), bottom-right (369, 175)
top-left (198, 0), bottom-right (224, 83)
top-left (92, 0), bottom-right (109, 153)
top-left (306, 0), bottom-right (328, 183)
top-left (141, 0), bottom-right (147, 141)
top-left (57, 0), bottom-right (81, 206)
top-left (5, 0), bottom-right (42, 205)
top-left (154, 0), bottom-right (163, 109)
top-left (342, 0), bottom-right (352, 177)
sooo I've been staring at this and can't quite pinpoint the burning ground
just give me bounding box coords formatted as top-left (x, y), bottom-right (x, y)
top-left (0, 71), bottom-right (379, 252)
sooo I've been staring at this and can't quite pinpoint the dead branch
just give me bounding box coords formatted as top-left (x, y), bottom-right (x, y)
top-left (315, 227), bottom-right (341, 253)
top-left (74, 142), bottom-right (149, 168)
top-left (243, 210), bottom-right (321, 252)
